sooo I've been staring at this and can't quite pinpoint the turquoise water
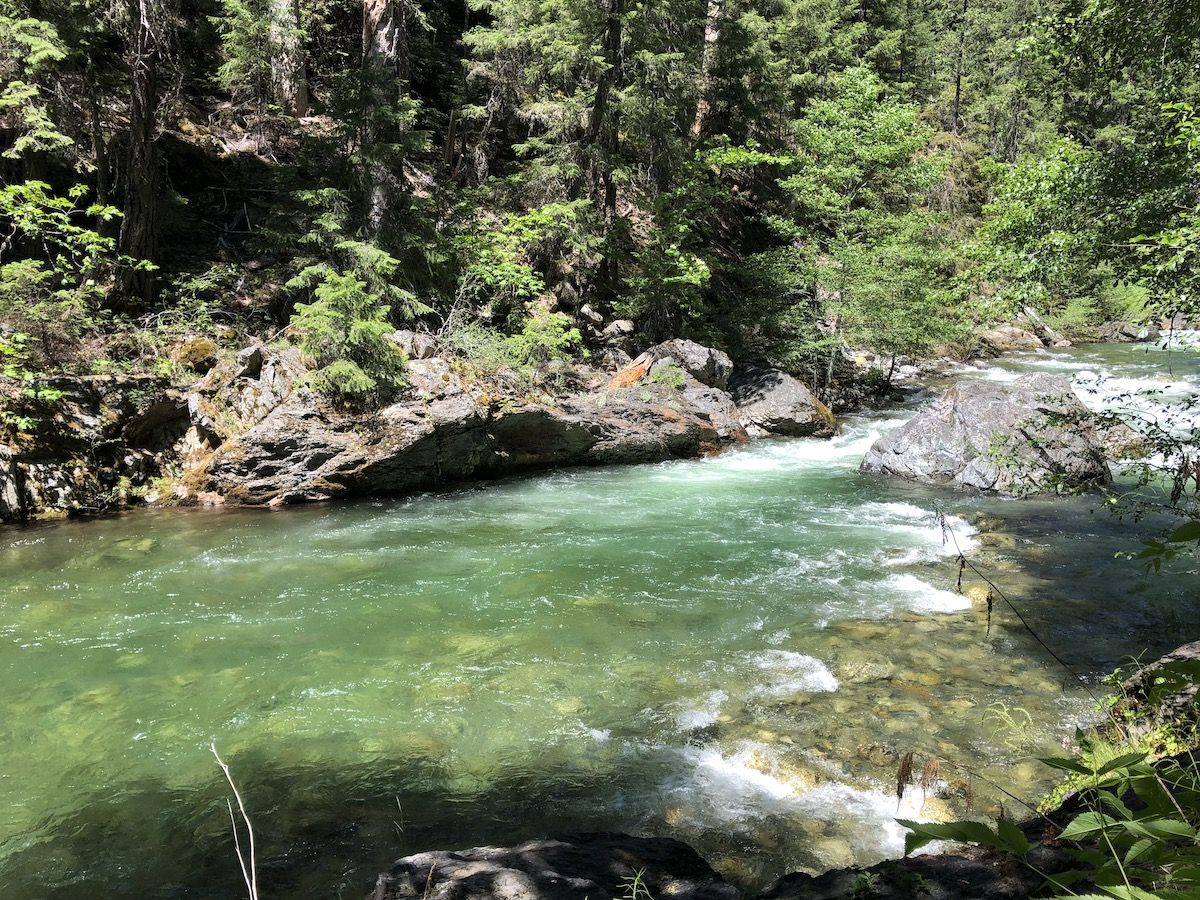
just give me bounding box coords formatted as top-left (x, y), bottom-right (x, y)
top-left (1, 342), bottom-right (1199, 898)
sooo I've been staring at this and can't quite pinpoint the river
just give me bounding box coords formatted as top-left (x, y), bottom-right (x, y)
top-left (1, 340), bottom-right (1198, 898)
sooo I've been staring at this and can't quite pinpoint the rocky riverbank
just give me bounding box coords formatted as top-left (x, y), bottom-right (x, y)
top-left (0, 337), bottom-right (837, 522)
top-left (0, 309), bottom-right (1169, 522)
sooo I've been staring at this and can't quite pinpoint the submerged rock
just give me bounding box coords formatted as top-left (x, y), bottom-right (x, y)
top-left (372, 834), bottom-right (741, 900)
top-left (729, 367), bottom-right (837, 438)
top-left (860, 374), bottom-right (1110, 495)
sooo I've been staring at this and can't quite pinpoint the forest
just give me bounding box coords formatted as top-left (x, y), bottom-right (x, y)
top-left (0, 0), bottom-right (1195, 400)
top-left (4, 1), bottom-right (1200, 899)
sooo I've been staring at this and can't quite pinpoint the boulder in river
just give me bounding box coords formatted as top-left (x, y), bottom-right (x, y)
top-left (860, 374), bottom-right (1111, 495)
top-left (372, 834), bottom-right (741, 900)
top-left (204, 381), bottom-right (728, 505)
top-left (729, 367), bottom-right (837, 438)
top-left (1098, 320), bottom-right (1161, 343)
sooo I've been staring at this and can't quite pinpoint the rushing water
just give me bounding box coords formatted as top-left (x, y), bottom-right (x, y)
top-left (2, 342), bottom-right (1200, 899)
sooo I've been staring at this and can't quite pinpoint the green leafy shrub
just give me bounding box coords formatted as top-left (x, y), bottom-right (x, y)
top-left (290, 270), bottom-right (407, 403)
top-left (503, 306), bottom-right (582, 367)
top-left (902, 663), bottom-right (1200, 899)
top-left (442, 305), bottom-right (581, 383)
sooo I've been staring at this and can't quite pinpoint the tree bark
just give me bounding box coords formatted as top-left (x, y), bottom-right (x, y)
top-left (951, 0), bottom-right (968, 134)
top-left (585, 0), bottom-right (625, 221)
top-left (689, 0), bottom-right (723, 141)
top-left (361, 0), bottom-right (409, 236)
top-left (117, 0), bottom-right (161, 307)
top-left (269, 0), bottom-right (309, 116)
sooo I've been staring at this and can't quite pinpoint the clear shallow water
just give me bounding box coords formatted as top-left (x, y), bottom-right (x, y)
top-left (2, 342), bottom-right (1199, 898)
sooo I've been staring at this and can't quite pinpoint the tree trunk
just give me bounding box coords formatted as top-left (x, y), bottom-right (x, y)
top-left (117, 0), bottom-right (161, 307)
top-left (585, 0), bottom-right (625, 220)
top-left (585, 0), bottom-right (626, 298)
top-left (689, 0), bottom-right (723, 141)
top-left (86, 64), bottom-right (112, 218)
top-left (951, 0), bottom-right (968, 134)
top-left (361, 0), bottom-right (408, 236)
top-left (269, 0), bottom-right (309, 116)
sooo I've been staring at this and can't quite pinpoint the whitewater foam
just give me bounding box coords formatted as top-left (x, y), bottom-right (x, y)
top-left (880, 573), bottom-right (972, 613)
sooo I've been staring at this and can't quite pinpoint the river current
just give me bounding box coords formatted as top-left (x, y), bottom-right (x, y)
top-left (2, 340), bottom-right (1199, 898)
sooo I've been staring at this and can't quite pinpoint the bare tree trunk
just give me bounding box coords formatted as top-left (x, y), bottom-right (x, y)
top-left (117, 0), bottom-right (161, 307)
top-left (86, 64), bottom-right (110, 211)
top-left (689, 0), bottom-right (723, 141)
top-left (951, 0), bottom-right (968, 134)
top-left (362, 0), bottom-right (408, 236)
top-left (586, 0), bottom-right (625, 220)
top-left (269, 0), bottom-right (308, 116)
top-left (585, 0), bottom-right (626, 298)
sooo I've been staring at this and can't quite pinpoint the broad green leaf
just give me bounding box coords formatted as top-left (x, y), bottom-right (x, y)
top-left (1168, 521), bottom-right (1200, 542)
top-left (1059, 811), bottom-right (1113, 841)
top-left (996, 818), bottom-right (1030, 855)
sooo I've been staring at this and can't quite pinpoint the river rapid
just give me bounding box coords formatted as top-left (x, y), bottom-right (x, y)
top-left (2, 341), bottom-right (1199, 898)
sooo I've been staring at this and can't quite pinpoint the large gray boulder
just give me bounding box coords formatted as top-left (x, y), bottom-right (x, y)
top-left (729, 367), bottom-right (837, 438)
top-left (372, 834), bottom-right (740, 900)
top-left (204, 382), bottom-right (730, 506)
top-left (860, 374), bottom-right (1110, 495)
top-left (651, 339), bottom-right (734, 390)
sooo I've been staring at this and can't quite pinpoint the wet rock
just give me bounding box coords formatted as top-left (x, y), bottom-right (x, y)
top-left (809, 837), bottom-right (855, 871)
top-left (0, 445), bottom-right (26, 522)
top-left (860, 374), bottom-right (1111, 495)
top-left (681, 380), bottom-right (749, 442)
top-left (834, 651), bottom-right (896, 684)
top-left (729, 367), bottom-right (837, 438)
top-left (977, 325), bottom-right (1043, 354)
top-left (373, 834), bottom-right (741, 900)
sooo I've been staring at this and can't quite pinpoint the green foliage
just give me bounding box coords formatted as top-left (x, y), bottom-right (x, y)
top-left (285, 188), bottom-right (432, 327)
top-left (502, 306), bottom-right (582, 368)
top-left (442, 304), bottom-right (581, 382)
top-left (0, 10), bottom-right (71, 158)
top-left (1133, 104), bottom-right (1200, 318)
top-left (0, 181), bottom-right (125, 368)
top-left (210, 0), bottom-right (275, 105)
top-left (903, 700), bottom-right (1200, 899)
top-left (289, 269), bottom-right (408, 403)
top-left (455, 201), bottom-right (599, 320)
top-left (648, 360), bottom-right (686, 391)
top-left (979, 138), bottom-right (1109, 314)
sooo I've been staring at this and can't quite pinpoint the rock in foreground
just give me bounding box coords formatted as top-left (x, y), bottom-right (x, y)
top-left (860, 374), bottom-right (1110, 495)
top-left (372, 834), bottom-right (740, 900)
